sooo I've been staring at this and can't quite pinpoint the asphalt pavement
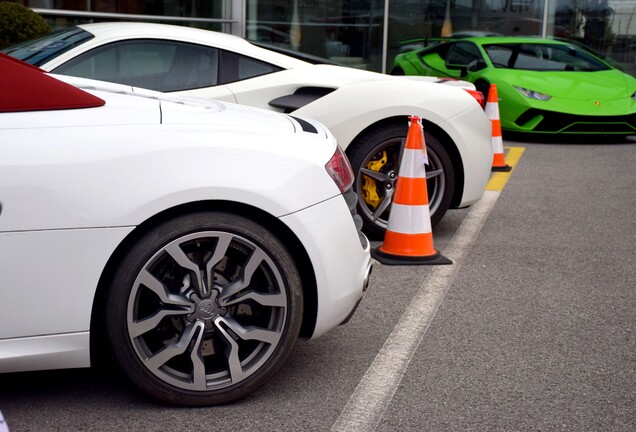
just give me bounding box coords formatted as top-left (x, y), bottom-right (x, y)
top-left (1, 137), bottom-right (634, 431)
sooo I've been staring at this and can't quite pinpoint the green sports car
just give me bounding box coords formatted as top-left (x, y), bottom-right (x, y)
top-left (392, 37), bottom-right (636, 136)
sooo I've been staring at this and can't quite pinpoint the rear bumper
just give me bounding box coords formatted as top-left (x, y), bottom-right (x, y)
top-left (441, 103), bottom-right (493, 207)
top-left (280, 192), bottom-right (372, 339)
top-left (339, 259), bottom-right (373, 326)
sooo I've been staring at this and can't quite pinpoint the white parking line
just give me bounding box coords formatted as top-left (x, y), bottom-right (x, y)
top-left (331, 190), bottom-right (501, 432)
top-left (0, 410), bottom-right (9, 432)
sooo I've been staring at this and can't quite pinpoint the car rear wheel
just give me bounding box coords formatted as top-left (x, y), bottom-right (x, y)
top-left (347, 123), bottom-right (455, 238)
top-left (104, 211), bottom-right (303, 406)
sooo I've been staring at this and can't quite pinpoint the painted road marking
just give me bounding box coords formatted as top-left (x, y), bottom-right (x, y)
top-left (487, 146), bottom-right (525, 191)
top-left (331, 190), bottom-right (501, 432)
top-left (0, 410), bottom-right (9, 432)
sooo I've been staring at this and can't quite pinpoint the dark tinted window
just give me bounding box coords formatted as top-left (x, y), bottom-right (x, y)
top-left (445, 42), bottom-right (482, 65)
top-left (2, 27), bottom-right (94, 67)
top-left (53, 40), bottom-right (219, 92)
top-left (484, 43), bottom-right (611, 71)
top-left (219, 50), bottom-right (282, 84)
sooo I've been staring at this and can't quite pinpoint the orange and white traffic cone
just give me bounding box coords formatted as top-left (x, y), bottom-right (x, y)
top-left (371, 116), bottom-right (452, 266)
top-left (486, 84), bottom-right (512, 172)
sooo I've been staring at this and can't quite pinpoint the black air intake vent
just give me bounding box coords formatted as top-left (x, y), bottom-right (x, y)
top-left (269, 87), bottom-right (336, 113)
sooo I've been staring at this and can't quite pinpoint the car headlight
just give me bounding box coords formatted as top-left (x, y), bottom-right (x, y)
top-left (514, 86), bottom-right (552, 101)
top-left (631, 91), bottom-right (636, 101)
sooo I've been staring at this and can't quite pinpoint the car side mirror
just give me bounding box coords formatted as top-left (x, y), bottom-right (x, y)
top-left (445, 62), bottom-right (468, 78)
top-left (467, 59), bottom-right (487, 72)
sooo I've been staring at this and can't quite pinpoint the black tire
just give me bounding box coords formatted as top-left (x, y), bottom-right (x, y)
top-left (474, 79), bottom-right (490, 101)
top-left (104, 211), bottom-right (303, 406)
top-left (390, 66), bottom-right (405, 75)
top-left (347, 122), bottom-right (455, 238)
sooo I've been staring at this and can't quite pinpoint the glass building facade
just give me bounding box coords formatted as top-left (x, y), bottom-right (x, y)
top-left (18, 0), bottom-right (636, 75)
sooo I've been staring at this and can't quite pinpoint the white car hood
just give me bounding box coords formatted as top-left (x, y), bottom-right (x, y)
top-left (159, 93), bottom-right (298, 131)
top-left (53, 74), bottom-right (299, 133)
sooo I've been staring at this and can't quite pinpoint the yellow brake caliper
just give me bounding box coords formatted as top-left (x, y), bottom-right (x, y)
top-left (361, 150), bottom-right (388, 209)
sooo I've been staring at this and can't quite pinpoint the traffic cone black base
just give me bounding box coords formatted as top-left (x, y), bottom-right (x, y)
top-left (371, 248), bottom-right (452, 266)
top-left (491, 165), bottom-right (512, 172)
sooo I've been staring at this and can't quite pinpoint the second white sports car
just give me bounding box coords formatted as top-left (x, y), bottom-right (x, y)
top-left (5, 22), bottom-right (493, 236)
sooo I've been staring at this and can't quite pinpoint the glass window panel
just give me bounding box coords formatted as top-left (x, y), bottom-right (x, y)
top-left (387, 1), bottom-right (547, 72)
top-left (2, 26), bottom-right (93, 66)
top-left (237, 55), bottom-right (280, 80)
top-left (555, 0), bottom-right (636, 75)
top-left (19, 0), bottom-right (636, 76)
top-left (246, 1), bottom-right (385, 72)
top-left (446, 42), bottom-right (481, 65)
top-left (484, 42), bottom-right (610, 71)
top-left (53, 40), bottom-right (219, 92)
top-left (218, 50), bottom-right (281, 84)
top-left (25, 1), bottom-right (87, 10)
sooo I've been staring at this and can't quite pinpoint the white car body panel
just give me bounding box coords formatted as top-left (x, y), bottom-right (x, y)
top-left (0, 77), bottom-right (371, 373)
top-left (0, 95), bottom-right (337, 231)
top-left (27, 22), bottom-right (492, 209)
top-left (280, 196), bottom-right (371, 338)
top-left (0, 228), bottom-right (133, 339)
top-left (0, 333), bottom-right (89, 373)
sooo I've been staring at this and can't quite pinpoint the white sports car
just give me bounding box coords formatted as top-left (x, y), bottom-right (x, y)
top-left (0, 54), bottom-right (372, 406)
top-left (5, 22), bottom-right (493, 236)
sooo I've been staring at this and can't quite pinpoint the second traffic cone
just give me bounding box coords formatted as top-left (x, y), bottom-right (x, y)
top-left (371, 116), bottom-right (452, 266)
top-left (486, 84), bottom-right (512, 172)
top-left (441, 0), bottom-right (453, 37)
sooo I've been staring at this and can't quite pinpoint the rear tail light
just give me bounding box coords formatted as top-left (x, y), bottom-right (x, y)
top-left (464, 89), bottom-right (485, 110)
top-left (325, 145), bottom-right (354, 193)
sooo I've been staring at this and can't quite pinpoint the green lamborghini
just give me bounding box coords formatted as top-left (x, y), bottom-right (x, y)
top-left (392, 37), bottom-right (636, 136)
